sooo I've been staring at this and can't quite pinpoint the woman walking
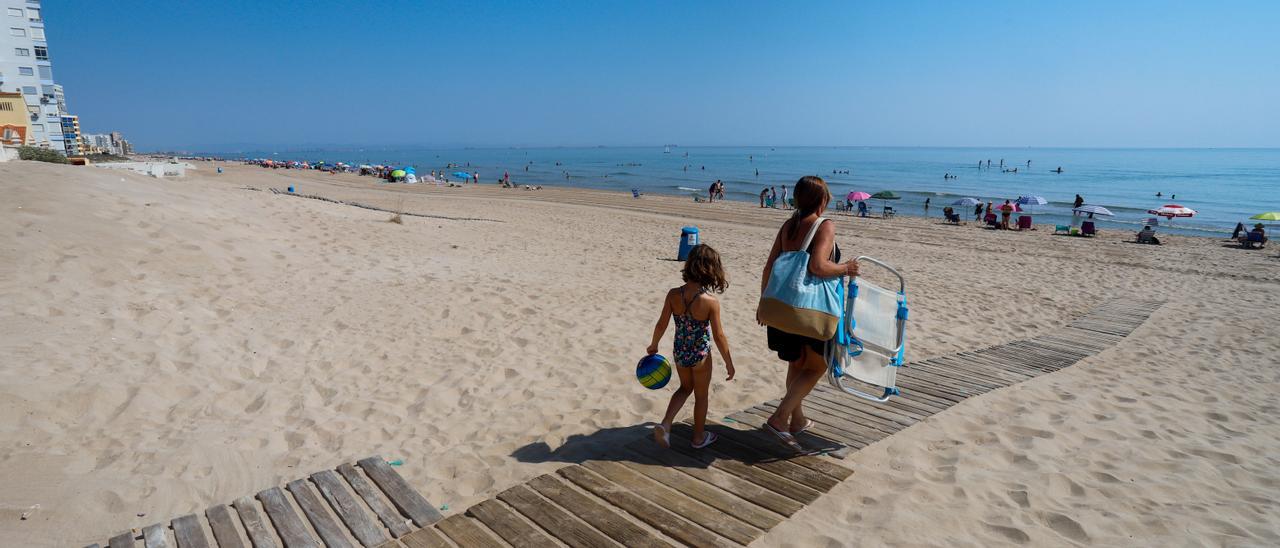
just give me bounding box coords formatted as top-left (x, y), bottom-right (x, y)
top-left (756, 176), bottom-right (858, 449)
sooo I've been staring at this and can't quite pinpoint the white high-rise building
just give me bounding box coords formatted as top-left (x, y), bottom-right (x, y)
top-left (1, 0), bottom-right (65, 151)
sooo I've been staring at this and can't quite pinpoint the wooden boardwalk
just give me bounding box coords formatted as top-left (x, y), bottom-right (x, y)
top-left (86, 300), bottom-right (1160, 547)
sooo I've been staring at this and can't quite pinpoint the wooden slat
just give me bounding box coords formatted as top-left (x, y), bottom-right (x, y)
top-left (397, 528), bottom-right (451, 548)
top-left (626, 439), bottom-right (803, 516)
top-left (109, 533), bottom-right (136, 548)
top-left (232, 496), bottom-right (278, 548)
top-left (584, 460), bottom-right (762, 545)
top-left (744, 406), bottom-right (884, 448)
top-left (172, 514), bottom-right (211, 548)
top-left (434, 514), bottom-right (505, 547)
top-left (337, 463), bottom-right (412, 538)
top-left (357, 457), bottom-right (443, 528)
top-left (728, 411), bottom-right (856, 457)
top-left (497, 484), bottom-right (618, 548)
top-left (143, 523), bottom-right (169, 548)
top-left (677, 423), bottom-right (849, 487)
top-left (286, 479), bottom-right (355, 548)
top-left (256, 487), bottom-right (318, 548)
top-left (618, 449), bottom-right (783, 531)
top-left (466, 498), bottom-right (559, 548)
top-left (206, 504), bottom-right (247, 548)
top-left (527, 474), bottom-right (671, 548)
top-left (658, 425), bottom-right (821, 504)
top-left (558, 465), bottom-right (731, 548)
top-left (310, 470), bottom-right (390, 548)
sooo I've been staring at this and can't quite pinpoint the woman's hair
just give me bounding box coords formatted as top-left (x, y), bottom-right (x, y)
top-left (787, 175), bottom-right (831, 239)
top-left (682, 244), bottom-right (728, 293)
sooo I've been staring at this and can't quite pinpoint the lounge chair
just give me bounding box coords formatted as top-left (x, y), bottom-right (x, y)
top-left (1055, 225), bottom-right (1071, 234)
top-left (1016, 216), bottom-right (1033, 230)
top-left (1239, 232), bottom-right (1267, 249)
top-left (631, 188), bottom-right (643, 198)
top-left (1081, 221), bottom-right (1097, 236)
top-left (1136, 227), bottom-right (1161, 245)
top-left (827, 257), bottom-right (906, 402)
top-left (883, 206), bottom-right (895, 218)
top-left (984, 213), bottom-right (998, 228)
top-left (943, 207), bottom-right (961, 224)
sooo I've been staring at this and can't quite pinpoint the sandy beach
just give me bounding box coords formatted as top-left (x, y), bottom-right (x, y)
top-left (2, 160), bottom-right (1279, 546)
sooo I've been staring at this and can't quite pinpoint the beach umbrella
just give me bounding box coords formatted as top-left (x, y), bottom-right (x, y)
top-left (847, 191), bottom-right (871, 202)
top-left (998, 202), bottom-right (1022, 213)
top-left (1147, 204), bottom-right (1196, 219)
top-left (952, 197), bottom-right (980, 206)
top-left (452, 171), bottom-right (471, 179)
top-left (870, 190), bottom-right (900, 210)
top-left (390, 169), bottom-right (406, 179)
top-left (1249, 212), bottom-right (1280, 221)
top-left (1072, 205), bottom-right (1114, 216)
top-left (1016, 195), bottom-right (1048, 206)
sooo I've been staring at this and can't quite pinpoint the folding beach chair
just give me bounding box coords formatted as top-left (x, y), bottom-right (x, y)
top-left (826, 257), bottom-right (907, 402)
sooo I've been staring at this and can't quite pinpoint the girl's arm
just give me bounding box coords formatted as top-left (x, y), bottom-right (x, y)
top-left (709, 298), bottom-right (735, 380)
top-left (646, 290), bottom-right (674, 355)
top-left (807, 221), bottom-right (858, 278)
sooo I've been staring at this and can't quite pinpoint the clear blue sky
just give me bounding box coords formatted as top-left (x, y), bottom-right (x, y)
top-left (46, 0), bottom-right (1279, 150)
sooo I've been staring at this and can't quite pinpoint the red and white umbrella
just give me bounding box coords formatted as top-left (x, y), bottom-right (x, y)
top-left (1147, 204), bottom-right (1196, 219)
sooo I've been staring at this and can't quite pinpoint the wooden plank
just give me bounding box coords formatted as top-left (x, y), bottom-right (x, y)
top-left (397, 528), bottom-right (451, 548)
top-left (286, 479), bottom-right (355, 548)
top-left (527, 474), bottom-right (670, 548)
top-left (497, 484), bottom-right (618, 548)
top-left (109, 533), bottom-right (136, 548)
top-left (143, 523), bottom-right (170, 548)
top-left (677, 423), bottom-right (851, 485)
top-left (617, 448), bottom-right (783, 531)
top-left (357, 457), bottom-right (443, 528)
top-left (558, 465), bottom-right (732, 548)
top-left (741, 406), bottom-right (879, 449)
top-left (434, 514), bottom-right (505, 547)
top-left (658, 427), bottom-right (821, 504)
top-left (728, 411), bottom-right (855, 458)
top-left (337, 463), bottom-right (413, 538)
top-left (626, 438), bottom-right (803, 517)
top-left (466, 498), bottom-right (559, 548)
top-left (172, 514), bottom-right (211, 548)
top-left (233, 496), bottom-right (278, 548)
top-left (311, 470), bottom-right (390, 547)
top-left (206, 504), bottom-right (247, 548)
top-left (762, 395), bottom-right (909, 436)
top-left (256, 487), bottom-right (318, 548)
top-left (584, 460), bottom-right (762, 545)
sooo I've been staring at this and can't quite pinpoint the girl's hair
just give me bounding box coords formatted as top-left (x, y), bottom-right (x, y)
top-left (682, 244), bottom-right (728, 293)
top-left (787, 175), bottom-right (831, 239)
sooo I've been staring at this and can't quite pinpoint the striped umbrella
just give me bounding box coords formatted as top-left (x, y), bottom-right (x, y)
top-left (952, 197), bottom-right (980, 206)
top-left (1147, 204), bottom-right (1196, 219)
top-left (1072, 205), bottom-right (1114, 216)
top-left (1016, 195), bottom-right (1048, 206)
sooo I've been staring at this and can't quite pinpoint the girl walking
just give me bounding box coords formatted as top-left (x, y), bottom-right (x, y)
top-left (646, 245), bottom-right (736, 449)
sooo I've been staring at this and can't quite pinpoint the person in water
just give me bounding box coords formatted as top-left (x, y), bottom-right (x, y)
top-left (758, 176), bottom-right (858, 450)
top-left (1074, 194), bottom-right (1084, 208)
top-left (924, 197), bottom-right (931, 214)
top-left (760, 187), bottom-right (769, 208)
top-left (647, 244), bottom-right (735, 449)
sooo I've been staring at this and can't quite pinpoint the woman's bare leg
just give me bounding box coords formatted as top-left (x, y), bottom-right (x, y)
top-left (768, 346), bottom-right (826, 432)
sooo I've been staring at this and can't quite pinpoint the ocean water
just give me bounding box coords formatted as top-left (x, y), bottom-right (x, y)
top-left (221, 147), bottom-right (1280, 237)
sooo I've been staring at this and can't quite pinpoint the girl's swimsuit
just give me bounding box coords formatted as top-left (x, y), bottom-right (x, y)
top-left (673, 287), bottom-right (711, 367)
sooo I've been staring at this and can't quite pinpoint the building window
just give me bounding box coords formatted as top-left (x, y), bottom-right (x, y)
top-left (15, 47), bottom-right (29, 56)
top-left (28, 8), bottom-right (39, 21)
top-left (19, 66), bottom-right (34, 76)
top-left (0, 102), bottom-right (13, 111)
top-left (33, 124), bottom-right (44, 133)
top-left (37, 66), bottom-right (51, 79)
top-left (7, 8), bottom-right (21, 17)
top-left (10, 27), bottom-right (25, 36)
top-left (22, 86), bottom-right (36, 95)
top-left (31, 27), bottom-right (43, 40)
top-left (34, 46), bottom-right (47, 60)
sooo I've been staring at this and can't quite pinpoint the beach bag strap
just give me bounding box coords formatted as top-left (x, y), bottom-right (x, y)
top-left (800, 217), bottom-right (828, 251)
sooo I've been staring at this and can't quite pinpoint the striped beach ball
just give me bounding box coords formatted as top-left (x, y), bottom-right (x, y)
top-left (636, 354), bottom-right (672, 390)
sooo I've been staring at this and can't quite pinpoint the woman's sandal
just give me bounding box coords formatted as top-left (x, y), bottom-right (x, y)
top-left (691, 431), bottom-right (718, 449)
top-left (793, 419), bottom-right (815, 436)
top-left (653, 424), bottom-right (670, 448)
top-left (763, 422), bottom-right (802, 451)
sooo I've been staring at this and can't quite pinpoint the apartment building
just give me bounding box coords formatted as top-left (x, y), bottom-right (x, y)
top-left (1, 0), bottom-right (67, 150)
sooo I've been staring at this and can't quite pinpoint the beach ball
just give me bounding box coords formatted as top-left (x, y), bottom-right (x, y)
top-left (636, 354), bottom-right (672, 390)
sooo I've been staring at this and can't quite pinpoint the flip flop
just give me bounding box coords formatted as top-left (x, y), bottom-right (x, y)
top-left (653, 424), bottom-right (670, 448)
top-left (763, 422), bottom-right (802, 451)
top-left (792, 419), bottom-right (815, 435)
top-left (691, 431), bottom-right (718, 449)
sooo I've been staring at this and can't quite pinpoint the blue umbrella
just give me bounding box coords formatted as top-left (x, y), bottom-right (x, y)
top-left (1016, 195), bottom-right (1048, 206)
top-left (952, 197), bottom-right (981, 206)
top-left (452, 171), bottom-right (471, 179)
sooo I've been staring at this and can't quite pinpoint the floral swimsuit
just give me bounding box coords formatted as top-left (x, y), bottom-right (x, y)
top-left (673, 287), bottom-right (711, 367)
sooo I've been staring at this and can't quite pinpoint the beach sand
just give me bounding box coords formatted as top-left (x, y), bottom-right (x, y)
top-left (2, 161), bottom-right (1278, 546)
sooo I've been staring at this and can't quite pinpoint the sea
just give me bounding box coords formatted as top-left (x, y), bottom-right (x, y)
top-left (211, 146), bottom-right (1280, 238)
